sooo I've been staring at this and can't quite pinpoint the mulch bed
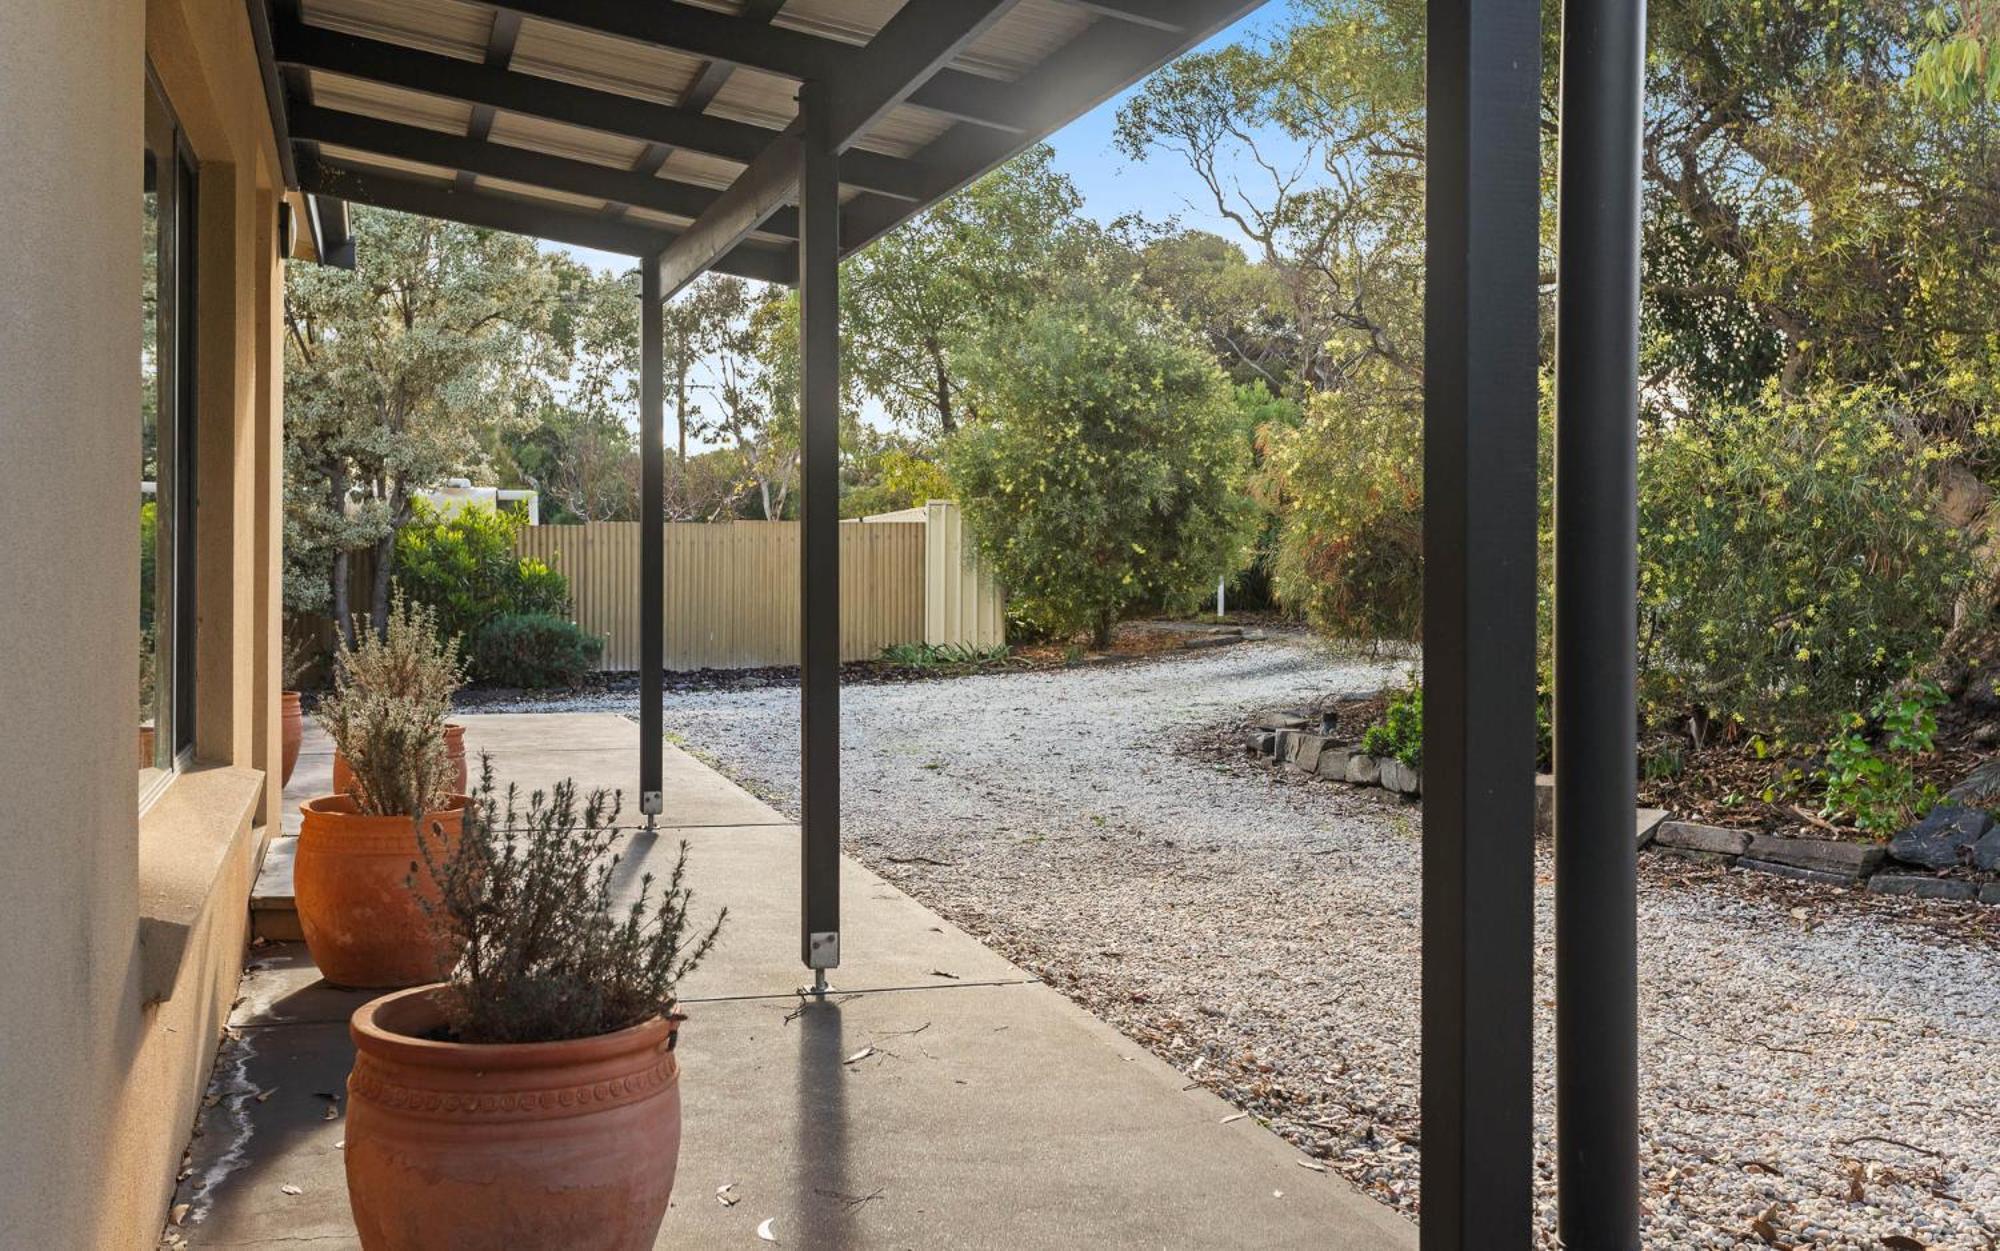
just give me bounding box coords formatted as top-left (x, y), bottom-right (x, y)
top-left (451, 616), bottom-right (1298, 708)
top-left (1637, 684), bottom-right (1996, 842)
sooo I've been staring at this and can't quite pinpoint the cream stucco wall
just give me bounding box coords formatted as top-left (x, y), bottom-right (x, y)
top-left (0, 0), bottom-right (287, 1244)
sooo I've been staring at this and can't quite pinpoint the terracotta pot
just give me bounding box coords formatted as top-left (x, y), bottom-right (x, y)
top-left (280, 691), bottom-right (304, 789)
top-left (333, 723), bottom-right (467, 798)
top-left (346, 985), bottom-right (683, 1251)
top-left (295, 794), bottom-right (468, 989)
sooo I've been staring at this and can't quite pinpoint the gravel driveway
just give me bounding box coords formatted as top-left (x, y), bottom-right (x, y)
top-left (489, 636), bottom-right (2000, 1248)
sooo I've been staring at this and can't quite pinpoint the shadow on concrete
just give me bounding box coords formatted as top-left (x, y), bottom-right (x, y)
top-left (789, 998), bottom-right (855, 1249)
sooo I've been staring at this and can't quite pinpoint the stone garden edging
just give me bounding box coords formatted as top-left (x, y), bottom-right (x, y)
top-left (1244, 713), bottom-right (2000, 906)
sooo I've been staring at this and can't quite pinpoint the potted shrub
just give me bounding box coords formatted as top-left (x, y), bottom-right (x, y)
top-left (297, 603), bottom-right (467, 989)
top-left (280, 634), bottom-right (315, 789)
top-left (343, 766), bottom-right (724, 1250)
top-left (328, 596), bottom-right (470, 796)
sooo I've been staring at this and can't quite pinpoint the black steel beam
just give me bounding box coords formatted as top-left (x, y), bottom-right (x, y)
top-left (272, 21), bottom-right (930, 202)
top-left (677, 0), bottom-right (789, 116)
top-left (840, 0), bottom-right (1267, 254)
top-left (296, 154), bottom-right (793, 279)
top-left (244, 0), bottom-right (299, 187)
top-left (639, 258), bottom-right (664, 821)
top-left (488, 0), bottom-right (1027, 133)
top-left (289, 105), bottom-right (803, 238)
top-left (458, 10), bottom-right (524, 192)
top-left (1420, 0), bottom-right (1541, 1245)
top-left (1553, 0), bottom-right (1645, 1242)
top-left (654, 0), bottom-right (1021, 298)
top-left (653, 131), bottom-right (805, 298)
top-left (797, 81), bottom-right (842, 981)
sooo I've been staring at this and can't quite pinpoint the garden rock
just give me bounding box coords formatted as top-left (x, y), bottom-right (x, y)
top-left (1736, 858), bottom-right (1850, 887)
top-left (1973, 828), bottom-right (2000, 873)
top-left (1867, 874), bottom-right (1977, 902)
top-left (1315, 750), bottom-right (1350, 780)
top-left (1345, 754), bottom-right (1381, 786)
top-left (1245, 730), bottom-right (1275, 756)
top-left (1257, 714), bottom-right (1310, 733)
top-left (1274, 729), bottom-right (1299, 761)
top-left (1983, 882), bottom-right (2000, 905)
top-left (1744, 833), bottom-right (1884, 880)
top-left (1654, 822), bottom-right (1751, 858)
top-left (1889, 804), bottom-right (1994, 870)
top-left (1290, 734), bottom-right (1328, 775)
top-left (1380, 759), bottom-right (1420, 795)
top-left (1946, 759), bottom-right (2000, 809)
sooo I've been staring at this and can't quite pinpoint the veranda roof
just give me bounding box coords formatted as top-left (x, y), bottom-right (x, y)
top-left (251, 0), bottom-right (1264, 288)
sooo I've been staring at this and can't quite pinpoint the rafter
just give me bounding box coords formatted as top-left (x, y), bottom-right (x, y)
top-left (654, 0), bottom-right (1024, 298)
top-left (487, 0), bottom-right (1027, 132)
top-left (289, 104), bottom-right (804, 238)
top-left (273, 21), bottom-right (930, 201)
top-left (296, 153), bottom-right (793, 279)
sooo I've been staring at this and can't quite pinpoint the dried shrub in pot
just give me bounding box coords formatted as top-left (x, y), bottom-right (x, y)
top-left (416, 756), bottom-right (727, 1045)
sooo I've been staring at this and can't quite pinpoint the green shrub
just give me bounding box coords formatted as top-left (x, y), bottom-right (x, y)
top-left (1819, 682), bottom-right (1945, 835)
top-left (1360, 682), bottom-right (1423, 768)
top-left (879, 641), bottom-right (1010, 668)
top-left (1638, 386), bottom-right (1971, 739)
top-left (471, 613), bottom-right (603, 689)
top-left (1258, 372), bottom-right (1423, 643)
top-left (394, 500), bottom-right (573, 653)
top-left (947, 279), bottom-right (1257, 647)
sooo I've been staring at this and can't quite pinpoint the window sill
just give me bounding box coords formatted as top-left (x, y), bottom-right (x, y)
top-left (136, 764), bottom-right (264, 1006)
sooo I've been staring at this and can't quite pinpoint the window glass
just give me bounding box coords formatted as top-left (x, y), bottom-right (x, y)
top-left (141, 74), bottom-right (194, 796)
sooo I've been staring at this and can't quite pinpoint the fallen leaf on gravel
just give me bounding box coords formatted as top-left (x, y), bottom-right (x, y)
top-left (756, 1217), bottom-right (778, 1242)
top-left (928, 969), bottom-right (960, 979)
top-left (169, 1204), bottom-right (189, 1226)
top-left (843, 1046), bottom-right (874, 1065)
top-left (1296, 1159), bottom-right (1327, 1173)
top-left (1881, 1237), bottom-right (1927, 1250)
top-left (1846, 1162), bottom-right (1866, 1202)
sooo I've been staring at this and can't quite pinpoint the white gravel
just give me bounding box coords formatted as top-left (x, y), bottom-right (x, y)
top-left (485, 637), bottom-right (2000, 1248)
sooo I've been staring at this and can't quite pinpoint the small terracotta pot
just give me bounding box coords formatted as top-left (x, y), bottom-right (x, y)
top-left (295, 794), bottom-right (468, 989)
top-left (280, 691), bottom-right (304, 788)
top-left (333, 723), bottom-right (468, 798)
top-left (345, 985), bottom-right (683, 1251)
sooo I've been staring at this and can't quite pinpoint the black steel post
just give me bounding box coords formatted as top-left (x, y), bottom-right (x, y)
top-left (1421, 0), bottom-right (1542, 1244)
top-left (1554, 0), bottom-right (1645, 1241)
top-left (797, 81), bottom-right (841, 987)
top-left (639, 257), bottom-right (664, 822)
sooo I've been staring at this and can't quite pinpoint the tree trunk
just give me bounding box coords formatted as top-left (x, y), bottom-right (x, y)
top-left (331, 549), bottom-right (353, 651)
top-left (369, 531), bottom-right (394, 639)
top-left (1092, 610), bottom-right (1114, 651)
top-left (328, 459), bottom-right (354, 649)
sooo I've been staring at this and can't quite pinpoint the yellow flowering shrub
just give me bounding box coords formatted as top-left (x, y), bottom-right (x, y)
top-left (1637, 385), bottom-right (1972, 738)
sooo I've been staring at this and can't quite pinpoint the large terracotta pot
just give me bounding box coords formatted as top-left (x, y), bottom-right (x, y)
top-left (334, 723), bottom-right (467, 798)
top-left (346, 985), bottom-right (683, 1251)
top-left (295, 794), bottom-right (468, 989)
top-left (280, 691), bottom-right (304, 788)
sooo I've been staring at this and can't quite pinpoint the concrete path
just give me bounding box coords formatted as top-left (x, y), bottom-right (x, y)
top-left (175, 713), bottom-right (1413, 1249)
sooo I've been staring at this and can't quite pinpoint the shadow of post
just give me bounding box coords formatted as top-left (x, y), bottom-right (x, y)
top-left (789, 998), bottom-right (853, 1248)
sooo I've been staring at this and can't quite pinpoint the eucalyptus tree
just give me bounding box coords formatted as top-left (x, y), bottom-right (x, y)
top-left (284, 208), bottom-right (574, 637)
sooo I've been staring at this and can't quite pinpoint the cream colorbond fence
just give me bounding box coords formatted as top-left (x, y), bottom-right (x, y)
top-left (513, 501), bottom-right (999, 672)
